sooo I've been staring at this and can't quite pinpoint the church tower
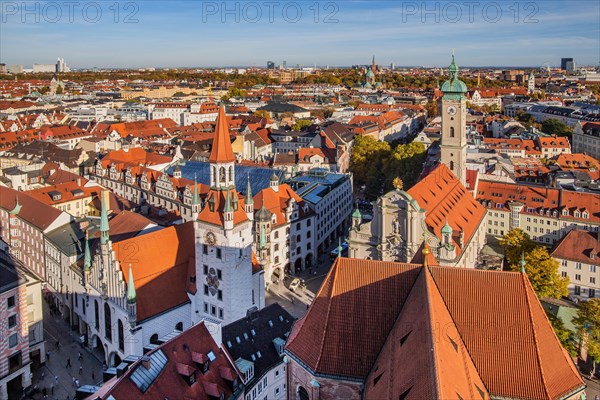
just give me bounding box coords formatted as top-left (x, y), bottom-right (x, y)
top-left (440, 51), bottom-right (468, 186)
top-left (528, 72), bottom-right (535, 95)
top-left (193, 106), bottom-right (263, 326)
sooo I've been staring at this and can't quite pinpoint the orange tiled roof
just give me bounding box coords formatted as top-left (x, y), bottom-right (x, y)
top-left (476, 180), bottom-right (600, 223)
top-left (407, 164), bottom-right (486, 255)
top-left (551, 229), bottom-right (599, 266)
top-left (197, 189), bottom-right (248, 227)
top-left (253, 184), bottom-right (306, 227)
top-left (115, 222), bottom-right (195, 322)
top-left (208, 106), bottom-right (235, 163)
top-left (286, 258), bottom-right (585, 399)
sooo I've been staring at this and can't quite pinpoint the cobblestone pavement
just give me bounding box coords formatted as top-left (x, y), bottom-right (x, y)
top-left (27, 300), bottom-right (103, 400)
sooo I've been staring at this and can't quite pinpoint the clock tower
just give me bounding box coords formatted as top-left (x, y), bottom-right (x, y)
top-left (440, 52), bottom-right (468, 186)
top-left (193, 106), bottom-right (264, 326)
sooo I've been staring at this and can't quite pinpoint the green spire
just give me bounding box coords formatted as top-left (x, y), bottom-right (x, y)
top-left (520, 252), bottom-right (526, 273)
top-left (223, 189), bottom-right (233, 213)
top-left (83, 231), bottom-right (91, 271)
top-left (441, 220), bottom-right (453, 235)
top-left (337, 238), bottom-right (342, 258)
top-left (192, 173), bottom-right (200, 205)
top-left (449, 49), bottom-right (458, 76)
top-left (246, 174), bottom-right (253, 205)
top-left (127, 264), bottom-right (136, 304)
top-left (100, 192), bottom-right (109, 245)
top-left (352, 206), bottom-right (362, 219)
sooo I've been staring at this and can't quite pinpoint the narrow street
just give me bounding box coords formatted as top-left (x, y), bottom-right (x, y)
top-left (27, 299), bottom-right (103, 400)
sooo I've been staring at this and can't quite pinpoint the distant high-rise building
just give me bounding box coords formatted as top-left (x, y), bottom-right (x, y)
top-left (390, 63), bottom-right (395, 71)
top-left (282, 60), bottom-right (287, 69)
top-left (0, 63), bottom-right (7, 74)
top-left (561, 57), bottom-right (575, 72)
top-left (56, 57), bottom-right (69, 73)
top-left (267, 61), bottom-right (275, 69)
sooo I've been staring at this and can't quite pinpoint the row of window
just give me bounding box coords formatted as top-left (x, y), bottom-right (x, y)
top-left (203, 302), bottom-right (224, 319)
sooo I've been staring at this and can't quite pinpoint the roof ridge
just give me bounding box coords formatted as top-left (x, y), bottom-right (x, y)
top-left (313, 258), bottom-right (341, 372)
top-left (427, 267), bottom-right (490, 397)
top-left (520, 272), bottom-right (551, 399)
top-left (422, 268), bottom-right (440, 399)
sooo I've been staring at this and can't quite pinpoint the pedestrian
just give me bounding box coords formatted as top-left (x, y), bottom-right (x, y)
top-left (50, 383), bottom-right (54, 395)
top-left (72, 376), bottom-right (76, 387)
top-left (54, 375), bottom-right (59, 385)
top-left (66, 357), bottom-right (71, 368)
top-left (46, 351), bottom-right (50, 362)
top-left (79, 365), bottom-right (83, 375)
top-left (92, 370), bottom-right (95, 380)
top-left (291, 297), bottom-right (294, 304)
top-left (78, 352), bottom-right (82, 361)
top-left (75, 379), bottom-right (80, 388)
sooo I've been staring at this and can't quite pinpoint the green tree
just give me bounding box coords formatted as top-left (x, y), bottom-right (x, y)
top-left (546, 311), bottom-right (578, 357)
top-left (350, 135), bottom-right (391, 189)
top-left (425, 100), bottom-right (438, 118)
top-left (55, 85), bottom-right (64, 95)
top-left (517, 246), bottom-right (569, 298)
top-left (383, 141), bottom-right (427, 190)
top-left (541, 118), bottom-right (573, 137)
top-left (291, 119), bottom-right (313, 131)
top-left (573, 299), bottom-right (600, 376)
top-left (499, 228), bottom-right (536, 268)
top-left (172, 91), bottom-right (186, 97)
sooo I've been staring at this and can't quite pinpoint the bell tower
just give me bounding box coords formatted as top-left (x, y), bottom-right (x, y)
top-left (440, 51), bottom-right (468, 185)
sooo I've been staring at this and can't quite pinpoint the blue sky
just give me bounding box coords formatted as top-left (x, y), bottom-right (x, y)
top-left (1, 1), bottom-right (598, 68)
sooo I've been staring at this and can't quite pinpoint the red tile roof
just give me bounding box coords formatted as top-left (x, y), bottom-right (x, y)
top-left (286, 258), bottom-right (585, 399)
top-left (0, 186), bottom-right (66, 231)
top-left (95, 322), bottom-right (240, 400)
top-left (114, 222), bottom-right (195, 322)
top-left (407, 164), bottom-right (486, 255)
top-left (197, 189), bottom-right (248, 227)
top-left (208, 106), bottom-right (235, 163)
top-left (551, 230), bottom-right (599, 266)
top-left (476, 180), bottom-right (600, 224)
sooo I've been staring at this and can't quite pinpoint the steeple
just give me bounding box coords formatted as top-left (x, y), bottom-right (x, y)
top-left (209, 106), bottom-right (236, 189)
top-left (270, 171), bottom-right (279, 192)
top-left (245, 174), bottom-right (254, 219)
top-left (9, 196), bottom-right (21, 215)
top-left (84, 231), bottom-right (92, 271)
top-left (520, 252), bottom-right (526, 273)
top-left (127, 265), bottom-right (136, 303)
top-left (209, 106), bottom-right (235, 164)
top-left (100, 190), bottom-right (110, 245)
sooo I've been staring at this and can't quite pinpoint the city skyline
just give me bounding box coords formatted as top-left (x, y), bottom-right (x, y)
top-left (1, 0), bottom-right (599, 68)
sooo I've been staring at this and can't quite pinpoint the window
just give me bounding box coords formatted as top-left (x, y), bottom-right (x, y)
top-left (8, 352), bottom-right (22, 374)
top-left (216, 248), bottom-right (222, 259)
top-left (176, 322), bottom-right (183, 331)
top-left (217, 269), bottom-right (222, 280)
top-left (211, 305), bottom-right (216, 316)
top-left (450, 127), bottom-right (455, 137)
top-left (118, 320), bottom-right (124, 352)
top-left (150, 333), bottom-right (159, 344)
top-left (8, 315), bottom-right (16, 328)
top-left (203, 244), bottom-right (208, 255)
top-left (203, 265), bottom-right (208, 275)
top-left (590, 289), bottom-right (596, 298)
top-left (7, 296), bottom-right (15, 308)
top-left (576, 263), bottom-right (582, 270)
top-left (297, 386), bottom-right (310, 400)
top-left (590, 277), bottom-right (596, 285)
top-left (204, 285), bottom-right (209, 295)
top-left (591, 265), bottom-right (597, 273)
top-left (9, 333), bottom-right (18, 347)
top-left (218, 290), bottom-right (223, 300)
top-left (104, 303), bottom-right (112, 341)
top-left (575, 274), bottom-right (581, 281)
top-left (575, 286), bottom-right (581, 295)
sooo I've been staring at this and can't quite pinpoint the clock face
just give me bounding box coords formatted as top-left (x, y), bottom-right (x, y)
top-left (205, 231), bottom-right (216, 246)
top-left (447, 106), bottom-right (457, 116)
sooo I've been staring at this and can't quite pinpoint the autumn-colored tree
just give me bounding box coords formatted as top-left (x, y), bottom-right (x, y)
top-left (499, 228), bottom-right (536, 268)
top-left (573, 299), bottom-right (600, 376)
top-left (521, 246), bottom-right (569, 299)
top-left (384, 142), bottom-right (427, 190)
top-left (350, 135), bottom-right (391, 189)
top-left (253, 110), bottom-right (270, 119)
top-left (291, 119), bottom-right (313, 131)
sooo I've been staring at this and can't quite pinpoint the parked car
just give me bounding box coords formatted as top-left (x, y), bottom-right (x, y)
top-left (289, 278), bottom-right (302, 292)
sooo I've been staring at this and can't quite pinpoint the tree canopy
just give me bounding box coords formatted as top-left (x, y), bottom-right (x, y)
top-left (541, 118), bottom-right (573, 137)
top-left (500, 228), bottom-right (569, 299)
top-left (573, 299), bottom-right (600, 375)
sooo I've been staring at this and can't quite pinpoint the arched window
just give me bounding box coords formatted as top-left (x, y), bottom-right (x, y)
top-left (450, 161), bottom-right (455, 171)
top-left (297, 386), bottom-right (310, 400)
top-left (212, 167), bottom-right (216, 183)
top-left (219, 167), bottom-right (226, 183)
top-left (94, 300), bottom-right (100, 330)
top-left (118, 320), bottom-right (124, 352)
top-left (228, 166), bottom-right (233, 182)
top-left (104, 303), bottom-right (112, 341)
top-left (450, 127), bottom-right (455, 137)
top-left (150, 334), bottom-right (159, 344)
top-left (175, 322), bottom-right (183, 331)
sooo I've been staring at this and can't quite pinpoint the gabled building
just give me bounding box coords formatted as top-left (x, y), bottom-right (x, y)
top-left (92, 322), bottom-right (244, 400)
top-left (223, 304), bottom-right (294, 400)
top-left (285, 257), bottom-right (586, 400)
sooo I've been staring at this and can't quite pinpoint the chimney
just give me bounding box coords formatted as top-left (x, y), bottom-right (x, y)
top-left (141, 356), bottom-right (151, 370)
top-left (77, 178), bottom-right (81, 186)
